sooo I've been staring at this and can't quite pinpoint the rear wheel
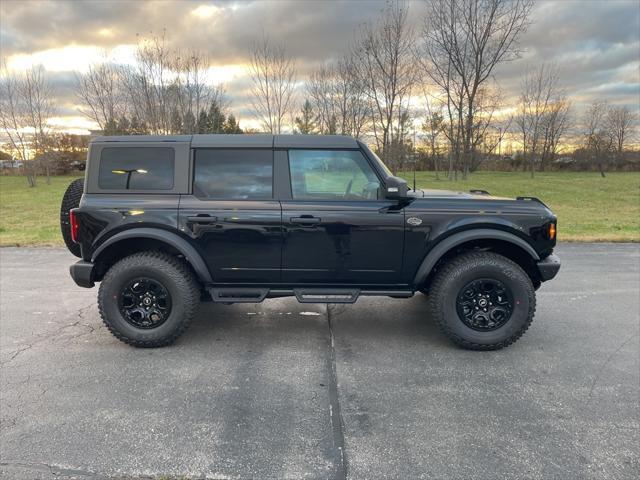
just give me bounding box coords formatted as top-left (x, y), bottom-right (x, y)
top-left (60, 178), bottom-right (84, 257)
top-left (98, 251), bottom-right (200, 348)
top-left (428, 252), bottom-right (536, 350)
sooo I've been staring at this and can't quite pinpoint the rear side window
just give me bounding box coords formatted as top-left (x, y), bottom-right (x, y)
top-left (98, 147), bottom-right (174, 190)
top-left (194, 149), bottom-right (273, 199)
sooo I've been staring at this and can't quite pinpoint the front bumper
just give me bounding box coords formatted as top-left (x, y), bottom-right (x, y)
top-left (70, 260), bottom-right (95, 288)
top-left (537, 254), bottom-right (561, 282)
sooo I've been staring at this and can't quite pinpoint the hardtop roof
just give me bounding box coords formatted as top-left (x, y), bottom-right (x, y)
top-left (91, 134), bottom-right (360, 149)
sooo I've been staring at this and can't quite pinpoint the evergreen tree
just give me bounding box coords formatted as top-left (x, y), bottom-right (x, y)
top-left (207, 100), bottom-right (226, 133)
top-left (104, 117), bottom-right (118, 135)
top-left (129, 116), bottom-right (147, 135)
top-left (295, 100), bottom-right (317, 134)
top-left (183, 110), bottom-right (196, 134)
top-left (116, 116), bottom-right (130, 135)
top-left (196, 110), bottom-right (208, 134)
top-left (170, 108), bottom-right (183, 134)
top-left (223, 114), bottom-right (243, 134)
top-left (327, 115), bottom-right (337, 135)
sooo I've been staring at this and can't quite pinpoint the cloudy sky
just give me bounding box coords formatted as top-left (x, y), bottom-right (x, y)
top-left (1, 0), bottom-right (639, 134)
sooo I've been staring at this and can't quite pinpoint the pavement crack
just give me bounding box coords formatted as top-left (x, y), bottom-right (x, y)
top-left (1, 303), bottom-right (98, 365)
top-left (587, 333), bottom-right (638, 403)
top-left (1, 344), bottom-right (33, 366)
top-left (326, 304), bottom-right (348, 480)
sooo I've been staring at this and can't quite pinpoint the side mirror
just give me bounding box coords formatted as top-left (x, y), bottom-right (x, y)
top-left (384, 176), bottom-right (409, 200)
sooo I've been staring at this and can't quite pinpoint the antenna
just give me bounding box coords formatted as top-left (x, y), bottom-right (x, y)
top-left (413, 124), bottom-right (417, 191)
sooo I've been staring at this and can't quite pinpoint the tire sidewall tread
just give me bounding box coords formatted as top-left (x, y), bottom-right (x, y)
top-left (428, 251), bottom-right (536, 351)
top-left (98, 251), bottom-right (199, 348)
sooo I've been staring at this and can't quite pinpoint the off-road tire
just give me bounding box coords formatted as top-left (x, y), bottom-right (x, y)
top-left (98, 251), bottom-right (200, 348)
top-left (60, 178), bottom-right (84, 257)
top-left (428, 251), bottom-right (536, 350)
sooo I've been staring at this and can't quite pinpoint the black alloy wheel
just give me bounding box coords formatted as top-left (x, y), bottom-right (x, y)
top-left (118, 277), bottom-right (172, 329)
top-left (455, 278), bottom-right (514, 331)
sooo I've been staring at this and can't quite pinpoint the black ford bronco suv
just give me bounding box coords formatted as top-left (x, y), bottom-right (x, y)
top-left (61, 134), bottom-right (560, 350)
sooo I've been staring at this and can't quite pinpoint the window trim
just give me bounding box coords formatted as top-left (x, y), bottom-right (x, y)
top-left (86, 142), bottom-right (190, 195)
top-left (286, 148), bottom-right (384, 202)
top-left (191, 147), bottom-right (275, 201)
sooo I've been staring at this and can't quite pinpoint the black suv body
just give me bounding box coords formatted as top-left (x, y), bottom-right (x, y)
top-left (66, 134), bottom-right (560, 349)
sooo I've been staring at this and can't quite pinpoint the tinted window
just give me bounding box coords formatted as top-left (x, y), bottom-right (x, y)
top-left (98, 147), bottom-right (174, 190)
top-left (194, 149), bottom-right (273, 199)
top-left (289, 150), bottom-right (380, 200)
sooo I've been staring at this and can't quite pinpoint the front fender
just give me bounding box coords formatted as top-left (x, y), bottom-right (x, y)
top-left (412, 228), bottom-right (540, 286)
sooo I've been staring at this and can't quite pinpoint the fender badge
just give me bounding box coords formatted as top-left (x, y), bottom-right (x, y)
top-left (407, 217), bottom-right (422, 226)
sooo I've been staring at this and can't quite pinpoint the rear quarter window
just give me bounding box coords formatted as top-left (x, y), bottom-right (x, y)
top-left (98, 147), bottom-right (175, 190)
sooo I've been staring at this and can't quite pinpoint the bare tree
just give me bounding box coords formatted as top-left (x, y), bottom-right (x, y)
top-left (248, 37), bottom-right (297, 134)
top-left (23, 65), bottom-right (54, 182)
top-left (607, 105), bottom-right (636, 163)
top-left (422, 0), bottom-right (534, 179)
top-left (0, 61), bottom-right (33, 185)
top-left (584, 101), bottom-right (614, 178)
top-left (0, 62), bottom-right (55, 186)
top-left (354, 1), bottom-right (417, 172)
top-left (77, 35), bottom-right (220, 135)
top-left (540, 98), bottom-right (570, 171)
top-left (76, 60), bottom-right (124, 131)
top-left (307, 54), bottom-right (370, 138)
top-left (515, 63), bottom-right (565, 177)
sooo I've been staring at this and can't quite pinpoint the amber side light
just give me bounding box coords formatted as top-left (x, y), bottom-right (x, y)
top-left (548, 223), bottom-right (556, 240)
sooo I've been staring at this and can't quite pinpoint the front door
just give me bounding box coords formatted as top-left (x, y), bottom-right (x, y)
top-left (178, 148), bottom-right (281, 284)
top-left (281, 149), bottom-right (404, 285)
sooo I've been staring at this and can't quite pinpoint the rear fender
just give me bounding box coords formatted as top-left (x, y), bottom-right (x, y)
top-left (91, 228), bottom-right (212, 283)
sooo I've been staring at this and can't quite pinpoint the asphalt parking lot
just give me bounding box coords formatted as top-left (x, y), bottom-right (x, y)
top-left (0, 244), bottom-right (638, 480)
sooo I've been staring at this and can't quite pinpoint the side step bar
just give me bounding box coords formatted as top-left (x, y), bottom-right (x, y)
top-left (209, 288), bottom-right (269, 303)
top-left (294, 289), bottom-right (360, 304)
top-left (208, 287), bottom-right (413, 304)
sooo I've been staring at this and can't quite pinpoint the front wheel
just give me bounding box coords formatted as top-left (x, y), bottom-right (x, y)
top-left (428, 252), bottom-right (536, 350)
top-left (98, 252), bottom-right (200, 347)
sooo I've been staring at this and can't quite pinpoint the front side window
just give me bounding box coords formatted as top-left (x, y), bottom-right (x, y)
top-left (98, 147), bottom-right (175, 190)
top-left (288, 150), bottom-right (380, 201)
top-left (194, 149), bottom-right (273, 199)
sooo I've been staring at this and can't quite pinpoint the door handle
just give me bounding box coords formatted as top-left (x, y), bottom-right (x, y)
top-left (187, 214), bottom-right (218, 224)
top-left (290, 216), bottom-right (321, 225)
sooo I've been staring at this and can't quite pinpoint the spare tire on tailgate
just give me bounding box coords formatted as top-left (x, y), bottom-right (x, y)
top-left (60, 178), bottom-right (84, 257)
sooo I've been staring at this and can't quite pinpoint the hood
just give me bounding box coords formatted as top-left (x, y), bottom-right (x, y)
top-left (407, 188), bottom-right (512, 201)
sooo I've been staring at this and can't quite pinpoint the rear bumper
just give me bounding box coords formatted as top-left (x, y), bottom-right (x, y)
top-left (537, 254), bottom-right (561, 282)
top-left (69, 260), bottom-right (95, 288)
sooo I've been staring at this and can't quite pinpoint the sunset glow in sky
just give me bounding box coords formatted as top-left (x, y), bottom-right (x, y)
top-left (1, 0), bottom-right (639, 135)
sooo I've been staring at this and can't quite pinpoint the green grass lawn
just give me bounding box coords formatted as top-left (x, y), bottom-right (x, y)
top-left (0, 171), bottom-right (638, 246)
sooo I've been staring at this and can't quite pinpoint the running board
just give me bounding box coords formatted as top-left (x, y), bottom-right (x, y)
top-left (294, 289), bottom-right (360, 304)
top-left (207, 287), bottom-right (414, 304)
top-left (208, 288), bottom-right (269, 303)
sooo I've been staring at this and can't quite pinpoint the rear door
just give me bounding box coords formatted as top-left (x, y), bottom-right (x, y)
top-left (281, 149), bottom-right (405, 285)
top-left (178, 148), bottom-right (282, 284)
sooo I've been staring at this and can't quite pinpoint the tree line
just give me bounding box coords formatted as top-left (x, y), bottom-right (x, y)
top-left (1, 0), bottom-right (638, 187)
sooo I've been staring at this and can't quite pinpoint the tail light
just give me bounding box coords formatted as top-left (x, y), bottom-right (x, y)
top-left (69, 209), bottom-right (79, 243)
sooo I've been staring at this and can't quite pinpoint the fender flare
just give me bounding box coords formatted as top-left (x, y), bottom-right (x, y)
top-left (91, 228), bottom-right (213, 283)
top-left (413, 228), bottom-right (540, 286)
